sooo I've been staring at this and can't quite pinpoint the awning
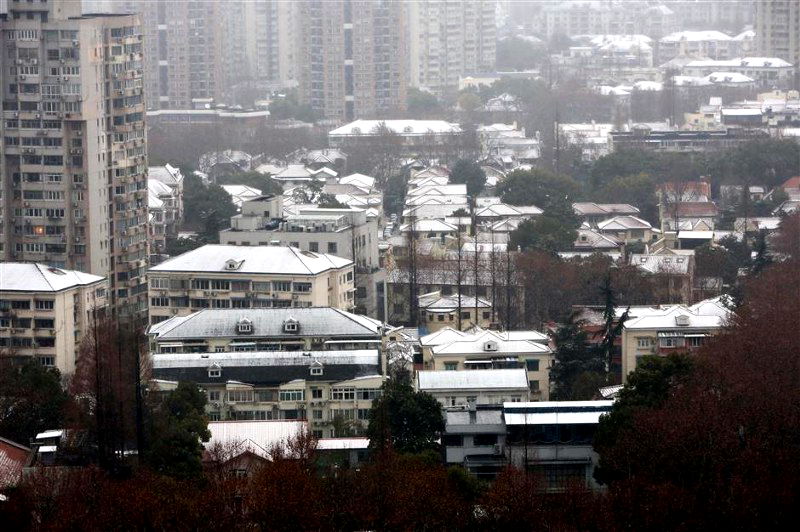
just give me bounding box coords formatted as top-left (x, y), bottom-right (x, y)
top-left (464, 359), bottom-right (493, 364)
top-left (657, 331), bottom-right (684, 337)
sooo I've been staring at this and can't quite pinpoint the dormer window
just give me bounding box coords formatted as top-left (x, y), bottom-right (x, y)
top-left (675, 314), bottom-right (690, 327)
top-left (237, 317), bottom-right (253, 334)
top-left (283, 317), bottom-right (299, 333)
top-left (310, 361), bottom-right (323, 376)
top-left (225, 259), bottom-right (244, 271)
top-left (208, 364), bottom-right (221, 378)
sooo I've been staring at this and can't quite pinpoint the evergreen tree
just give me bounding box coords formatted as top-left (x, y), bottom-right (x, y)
top-left (0, 358), bottom-right (66, 444)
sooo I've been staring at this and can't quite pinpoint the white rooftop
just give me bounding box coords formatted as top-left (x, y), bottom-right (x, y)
top-left (329, 120), bottom-right (462, 136)
top-left (0, 263), bottom-right (104, 292)
top-left (149, 244), bottom-right (352, 274)
top-left (205, 420), bottom-right (307, 458)
top-left (418, 369), bottom-right (529, 391)
top-left (661, 30), bottom-right (732, 43)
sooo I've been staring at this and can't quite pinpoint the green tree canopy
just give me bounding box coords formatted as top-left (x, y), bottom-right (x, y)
top-left (182, 173), bottom-right (238, 242)
top-left (145, 381), bottom-right (211, 479)
top-left (268, 90), bottom-right (318, 123)
top-left (498, 168), bottom-right (580, 217)
top-left (367, 369), bottom-right (445, 454)
top-left (548, 321), bottom-right (605, 400)
top-left (450, 159), bottom-right (486, 197)
top-left (407, 88), bottom-right (442, 117)
top-left (216, 171), bottom-right (283, 197)
top-left (596, 173), bottom-right (659, 224)
top-left (496, 37), bottom-right (546, 71)
top-left (0, 358), bottom-right (66, 444)
top-left (509, 216), bottom-right (578, 253)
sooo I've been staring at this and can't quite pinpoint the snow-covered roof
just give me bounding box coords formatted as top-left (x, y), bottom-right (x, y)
top-left (407, 184), bottom-right (468, 197)
top-left (623, 305), bottom-right (727, 330)
top-left (573, 202), bottom-right (640, 216)
top-left (338, 173), bottom-right (375, 189)
top-left (149, 244), bottom-right (352, 274)
top-left (705, 72), bottom-right (754, 84)
top-left (317, 437), bottom-right (370, 451)
top-left (148, 307), bottom-right (383, 340)
top-left (432, 330), bottom-right (551, 356)
top-left (329, 120), bottom-right (462, 137)
top-left (420, 327), bottom-right (469, 347)
top-left (503, 401), bottom-right (613, 425)
top-left (661, 30), bottom-right (732, 43)
top-left (419, 293), bottom-right (492, 312)
top-left (630, 253), bottom-right (691, 274)
top-left (597, 215), bottom-right (652, 231)
top-left (221, 185), bottom-right (262, 208)
top-left (0, 263), bottom-right (104, 292)
top-left (148, 164), bottom-right (183, 187)
top-left (418, 369), bottom-right (529, 391)
top-left (205, 420), bottom-right (307, 458)
top-left (399, 219), bottom-right (458, 233)
top-left (685, 57), bottom-right (793, 69)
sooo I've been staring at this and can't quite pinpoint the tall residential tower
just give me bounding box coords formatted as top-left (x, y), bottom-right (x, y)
top-left (0, 0), bottom-right (149, 317)
top-left (756, 0), bottom-right (800, 75)
top-left (297, 0), bottom-right (407, 121)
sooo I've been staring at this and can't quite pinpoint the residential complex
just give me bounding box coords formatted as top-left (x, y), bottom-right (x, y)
top-left (0, 0), bottom-right (149, 318)
top-left (756, 0), bottom-right (800, 76)
top-left (115, 0), bottom-right (221, 109)
top-left (418, 368), bottom-right (530, 407)
top-left (147, 245), bottom-right (355, 324)
top-left (296, 0), bottom-right (407, 121)
top-left (0, 262), bottom-right (107, 373)
top-left (407, 0), bottom-right (497, 100)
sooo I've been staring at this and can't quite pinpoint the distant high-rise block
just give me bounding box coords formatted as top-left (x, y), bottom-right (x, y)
top-left (297, 0), bottom-right (407, 121)
top-left (0, 0), bottom-right (149, 318)
top-left (408, 0), bottom-right (497, 101)
top-left (756, 0), bottom-right (800, 71)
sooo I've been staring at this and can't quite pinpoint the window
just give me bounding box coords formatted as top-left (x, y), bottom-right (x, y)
top-left (688, 336), bottom-right (705, 348)
top-left (283, 318), bottom-right (298, 332)
top-left (460, 312), bottom-right (470, 319)
top-left (38, 356), bottom-right (55, 367)
top-left (237, 318), bottom-right (252, 334)
top-left (525, 359), bottom-right (540, 371)
top-left (293, 282), bottom-right (312, 293)
top-left (312, 409), bottom-right (323, 420)
top-left (272, 281), bottom-right (291, 292)
top-left (11, 300), bottom-right (31, 310)
top-left (190, 279), bottom-right (210, 290)
top-left (310, 364), bottom-right (323, 376)
top-left (331, 388), bottom-right (355, 401)
top-left (309, 242), bottom-right (319, 252)
top-left (279, 389), bottom-right (304, 402)
top-left (473, 434), bottom-right (498, 447)
top-left (256, 390), bottom-right (275, 402)
top-left (227, 390), bottom-right (254, 403)
top-left (443, 435), bottom-right (463, 447)
top-left (482, 311), bottom-right (491, 320)
top-left (150, 297), bottom-right (169, 307)
top-left (444, 362), bottom-right (458, 371)
top-left (311, 388), bottom-right (323, 399)
top-left (659, 337), bottom-right (684, 348)
top-left (637, 337), bottom-right (652, 349)
top-left (208, 365), bottom-right (221, 378)
top-left (327, 242), bottom-right (338, 254)
top-left (208, 391), bottom-right (220, 402)
top-left (437, 315), bottom-right (444, 322)
top-left (529, 380), bottom-right (540, 391)
top-left (211, 279), bottom-right (230, 290)
top-left (149, 277), bottom-right (169, 290)
top-left (357, 388), bottom-right (381, 400)
top-left (357, 408), bottom-right (371, 421)
top-left (35, 300), bottom-right (54, 310)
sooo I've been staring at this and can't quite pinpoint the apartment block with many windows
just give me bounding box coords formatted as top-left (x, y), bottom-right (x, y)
top-left (0, 262), bottom-right (107, 373)
top-left (147, 244), bottom-right (355, 325)
top-left (0, 0), bottom-right (149, 318)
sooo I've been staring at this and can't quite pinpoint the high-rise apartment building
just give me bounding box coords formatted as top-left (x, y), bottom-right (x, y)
top-left (756, 0), bottom-right (800, 75)
top-left (115, 0), bottom-right (221, 110)
top-left (297, 0), bottom-right (407, 121)
top-left (0, 0), bottom-right (149, 318)
top-left (408, 0), bottom-right (497, 101)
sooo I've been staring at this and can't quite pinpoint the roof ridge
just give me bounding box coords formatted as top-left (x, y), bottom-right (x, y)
top-left (35, 263), bottom-right (59, 291)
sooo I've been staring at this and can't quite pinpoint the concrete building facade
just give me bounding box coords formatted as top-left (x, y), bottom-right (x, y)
top-left (147, 244), bottom-right (355, 325)
top-left (408, 0), bottom-right (497, 100)
top-left (0, 0), bottom-right (149, 318)
top-left (0, 262), bottom-right (107, 374)
top-left (756, 0), bottom-right (800, 78)
top-left (297, 0), bottom-right (407, 121)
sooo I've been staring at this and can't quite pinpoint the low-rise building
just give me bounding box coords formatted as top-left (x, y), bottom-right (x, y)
top-left (147, 245), bottom-right (355, 324)
top-left (152, 349), bottom-right (384, 438)
top-left (596, 215), bottom-right (657, 245)
top-left (504, 401), bottom-right (613, 491)
top-left (328, 120), bottom-right (464, 158)
top-left (425, 329), bottom-right (553, 400)
top-left (621, 298), bottom-right (731, 380)
top-left (418, 368), bottom-right (530, 407)
top-left (443, 406), bottom-right (507, 479)
top-left (0, 264), bottom-right (108, 373)
top-left (221, 197), bottom-right (383, 318)
top-left (681, 57), bottom-right (795, 89)
top-left (147, 307), bottom-right (383, 355)
top-left (419, 292), bottom-right (493, 332)
top-left (573, 203), bottom-right (641, 226)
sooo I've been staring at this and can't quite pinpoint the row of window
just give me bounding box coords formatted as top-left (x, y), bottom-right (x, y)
top-left (0, 299), bottom-right (55, 310)
top-left (0, 317), bottom-right (54, 329)
top-left (203, 387), bottom-right (382, 404)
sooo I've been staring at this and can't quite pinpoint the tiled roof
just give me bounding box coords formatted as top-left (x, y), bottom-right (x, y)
top-left (0, 263), bottom-right (104, 292)
top-left (149, 245), bottom-right (352, 274)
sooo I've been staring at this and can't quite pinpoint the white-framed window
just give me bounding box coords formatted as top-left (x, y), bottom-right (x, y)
top-left (227, 390), bottom-right (253, 403)
top-left (279, 389), bottom-right (304, 402)
top-left (444, 362), bottom-right (458, 371)
top-left (310, 365), bottom-right (323, 376)
top-left (208, 391), bottom-right (220, 402)
top-left (149, 277), bottom-right (169, 289)
top-left (208, 365), bottom-right (221, 378)
top-left (331, 388), bottom-right (355, 401)
top-left (35, 300), bottom-right (55, 310)
top-left (637, 337), bottom-right (652, 349)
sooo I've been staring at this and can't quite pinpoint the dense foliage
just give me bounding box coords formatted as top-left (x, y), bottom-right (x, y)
top-left (0, 359), bottom-right (67, 445)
